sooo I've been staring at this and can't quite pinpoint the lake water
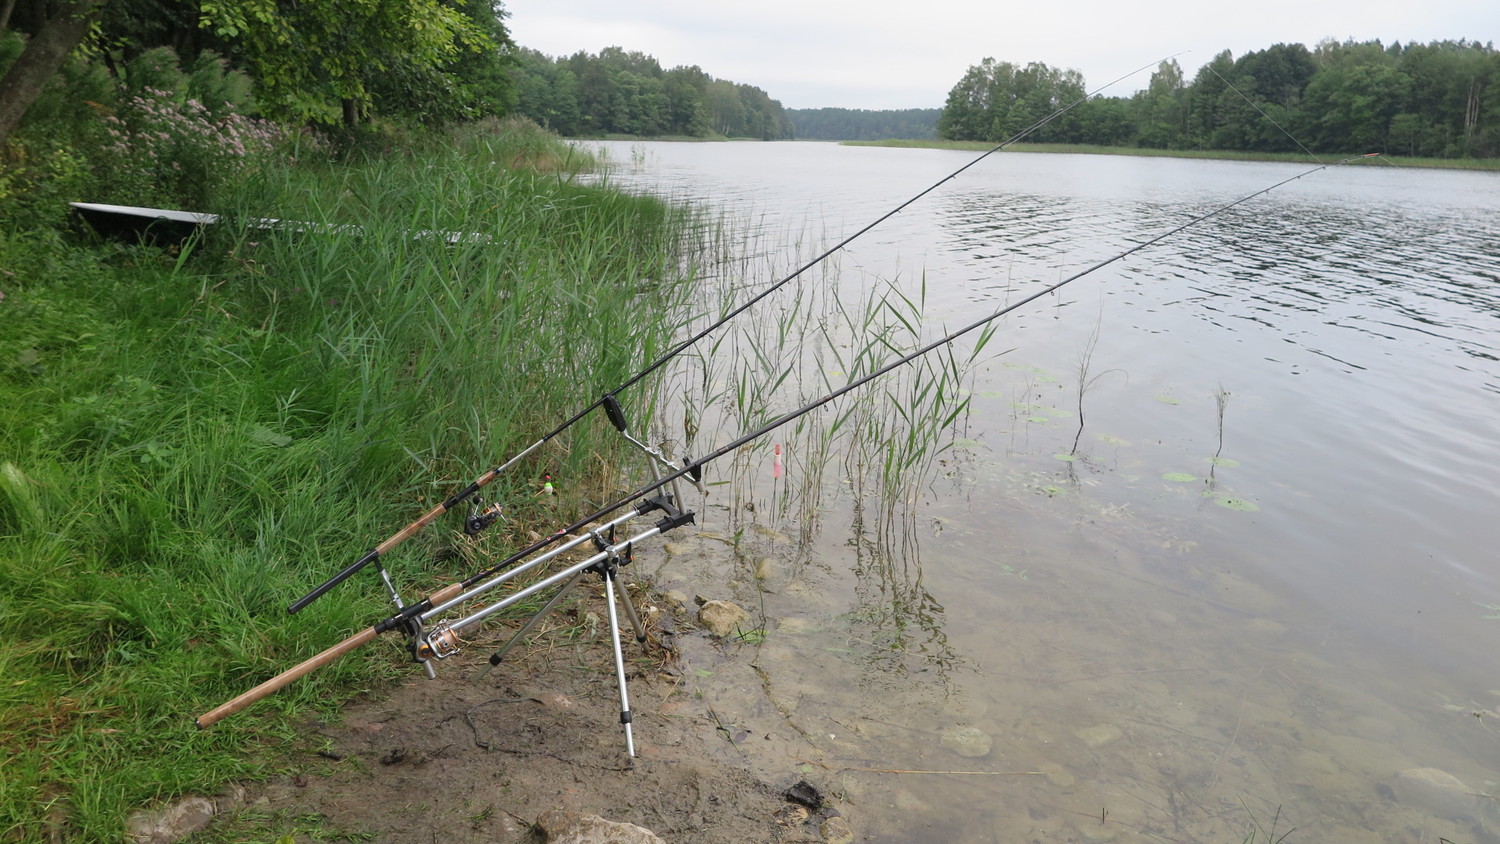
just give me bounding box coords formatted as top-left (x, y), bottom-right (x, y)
top-left (586, 141), bottom-right (1500, 843)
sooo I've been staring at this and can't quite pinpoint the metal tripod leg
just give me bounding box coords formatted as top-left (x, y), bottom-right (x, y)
top-left (473, 567), bottom-right (589, 680)
top-left (603, 568), bottom-right (636, 757)
top-left (613, 572), bottom-right (647, 644)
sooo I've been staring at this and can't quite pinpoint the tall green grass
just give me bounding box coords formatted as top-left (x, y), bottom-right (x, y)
top-left (0, 124), bottom-right (709, 840)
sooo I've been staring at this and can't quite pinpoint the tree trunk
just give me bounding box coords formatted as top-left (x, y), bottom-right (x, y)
top-left (0, 0), bottom-right (108, 148)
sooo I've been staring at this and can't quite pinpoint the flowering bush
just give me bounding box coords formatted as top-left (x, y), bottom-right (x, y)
top-left (96, 87), bottom-right (288, 210)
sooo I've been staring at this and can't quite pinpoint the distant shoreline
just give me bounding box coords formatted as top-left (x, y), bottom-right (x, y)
top-left (841, 139), bottom-right (1500, 172)
top-left (570, 135), bottom-right (1499, 171)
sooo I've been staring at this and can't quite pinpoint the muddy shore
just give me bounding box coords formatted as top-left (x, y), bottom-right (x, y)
top-left (193, 566), bottom-right (850, 844)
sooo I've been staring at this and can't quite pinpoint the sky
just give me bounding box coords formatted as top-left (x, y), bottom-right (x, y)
top-left (503, 0), bottom-right (1498, 110)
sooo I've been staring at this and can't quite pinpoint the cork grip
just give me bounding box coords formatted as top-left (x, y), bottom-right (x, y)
top-left (196, 626), bottom-right (380, 728)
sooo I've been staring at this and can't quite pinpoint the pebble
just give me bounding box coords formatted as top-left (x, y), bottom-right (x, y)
top-left (535, 808), bottom-right (665, 844)
top-left (939, 725), bottom-right (993, 758)
top-left (126, 798), bottom-right (214, 844)
top-left (1074, 724), bottom-right (1124, 748)
top-left (534, 690), bottom-right (576, 711)
top-left (697, 600), bottom-right (749, 637)
top-left (754, 556), bottom-right (775, 580)
top-left (820, 815), bottom-right (855, 844)
top-left (1038, 762), bottom-right (1075, 788)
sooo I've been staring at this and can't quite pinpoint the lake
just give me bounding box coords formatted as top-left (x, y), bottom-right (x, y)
top-left (586, 140), bottom-right (1500, 843)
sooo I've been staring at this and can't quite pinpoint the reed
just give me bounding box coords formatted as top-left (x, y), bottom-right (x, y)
top-left (0, 129), bottom-right (711, 840)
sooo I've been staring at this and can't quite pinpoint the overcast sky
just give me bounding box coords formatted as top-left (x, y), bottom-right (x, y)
top-left (504, 0), bottom-right (1497, 110)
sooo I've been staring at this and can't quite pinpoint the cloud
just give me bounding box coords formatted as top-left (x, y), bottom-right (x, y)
top-left (505, 0), bottom-right (1500, 109)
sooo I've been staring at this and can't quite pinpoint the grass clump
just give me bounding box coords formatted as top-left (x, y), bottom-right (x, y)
top-left (0, 129), bottom-right (708, 840)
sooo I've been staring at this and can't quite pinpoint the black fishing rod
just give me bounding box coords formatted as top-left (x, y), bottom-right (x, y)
top-left (281, 56), bottom-right (1178, 617)
top-left (195, 151), bottom-right (1376, 731)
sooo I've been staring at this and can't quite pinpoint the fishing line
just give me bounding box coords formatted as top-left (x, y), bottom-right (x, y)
top-left (448, 152), bottom-right (1376, 594)
top-left (200, 97), bottom-right (1378, 730)
top-left (1206, 65), bottom-right (1323, 163)
top-left (287, 55), bottom-right (1179, 613)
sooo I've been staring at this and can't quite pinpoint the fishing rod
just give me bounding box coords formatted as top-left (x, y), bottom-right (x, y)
top-left (196, 150), bottom-right (1375, 734)
top-left (279, 56), bottom-right (1179, 618)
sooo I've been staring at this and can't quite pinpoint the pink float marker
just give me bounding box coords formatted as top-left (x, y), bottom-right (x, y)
top-left (772, 443), bottom-right (783, 479)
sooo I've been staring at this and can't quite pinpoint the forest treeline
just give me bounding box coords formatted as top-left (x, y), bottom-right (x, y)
top-left (511, 47), bottom-right (793, 140)
top-left (787, 108), bottom-right (940, 141)
top-left (939, 40), bottom-right (1500, 158)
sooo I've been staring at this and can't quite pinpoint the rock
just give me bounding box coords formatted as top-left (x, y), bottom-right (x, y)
top-left (697, 600), bottom-right (749, 637)
top-left (125, 796), bottom-right (215, 844)
top-left (1391, 767), bottom-right (1479, 821)
top-left (773, 804), bottom-right (810, 827)
top-left (1038, 762), bottom-right (1075, 788)
top-left (1074, 724), bottom-right (1124, 748)
top-left (820, 815), bottom-right (855, 843)
top-left (536, 808), bottom-right (666, 844)
top-left (785, 780), bottom-right (824, 810)
top-left (534, 690), bottom-right (577, 711)
top-left (754, 556), bottom-right (775, 580)
top-left (939, 726), bottom-right (993, 758)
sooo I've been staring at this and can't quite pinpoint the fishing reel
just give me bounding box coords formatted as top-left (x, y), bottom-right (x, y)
top-left (464, 497), bottom-right (504, 536)
top-left (412, 620), bottom-right (462, 661)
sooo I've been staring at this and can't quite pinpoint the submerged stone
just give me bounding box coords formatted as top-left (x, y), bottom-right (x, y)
top-left (697, 600), bottom-right (749, 637)
top-left (1074, 724), bottom-right (1124, 748)
top-left (940, 725), bottom-right (993, 758)
top-left (1391, 767), bottom-right (1479, 820)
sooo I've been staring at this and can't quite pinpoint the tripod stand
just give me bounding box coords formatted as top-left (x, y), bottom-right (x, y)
top-left (475, 519), bottom-right (657, 757)
top-left (458, 395), bottom-right (698, 757)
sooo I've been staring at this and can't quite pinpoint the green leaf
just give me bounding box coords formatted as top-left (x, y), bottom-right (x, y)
top-left (1213, 497), bottom-right (1260, 512)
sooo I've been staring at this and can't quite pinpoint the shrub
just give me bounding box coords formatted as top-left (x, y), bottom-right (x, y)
top-left (94, 87), bottom-right (288, 209)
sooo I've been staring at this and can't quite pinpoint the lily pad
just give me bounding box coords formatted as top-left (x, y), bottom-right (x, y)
top-left (1213, 497), bottom-right (1260, 512)
top-left (1053, 453), bottom-right (1079, 462)
top-left (1161, 472), bottom-right (1196, 483)
top-left (1155, 395), bottom-right (1181, 405)
top-left (1098, 434), bottom-right (1131, 446)
top-left (1208, 456), bottom-right (1240, 467)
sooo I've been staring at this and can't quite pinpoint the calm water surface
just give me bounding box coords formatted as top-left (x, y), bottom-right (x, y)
top-left (590, 141), bottom-right (1500, 843)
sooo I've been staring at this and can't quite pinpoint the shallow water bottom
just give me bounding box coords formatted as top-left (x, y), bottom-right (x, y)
top-left (646, 488), bottom-right (1500, 844)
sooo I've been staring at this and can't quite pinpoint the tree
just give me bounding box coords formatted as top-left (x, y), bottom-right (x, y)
top-left (937, 60), bottom-right (996, 140)
top-left (1133, 59), bottom-right (1186, 148)
top-left (197, 0), bottom-right (492, 126)
top-left (936, 58), bottom-right (1082, 143)
top-left (0, 0), bottom-right (107, 147)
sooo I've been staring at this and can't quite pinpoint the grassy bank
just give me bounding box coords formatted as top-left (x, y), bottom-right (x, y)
top-left (0, 121), bottom-right (709, 840)
top-left (846, 138), bottom-right (1500, 171)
